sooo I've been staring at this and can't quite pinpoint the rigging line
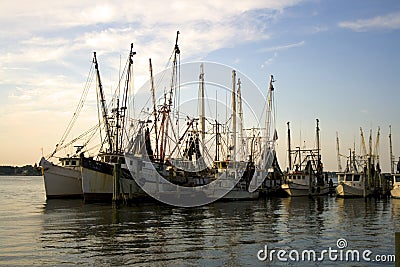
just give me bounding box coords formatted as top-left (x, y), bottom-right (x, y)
top-left (110, 58), bottom-right (130, 104)
top-left (55, 63), bottom-right (95, 152)
top-left (151, 46), bottom-right (175, 97)
top-left (46, 123), bottom-right (100, 159)
top-left (96, 76), bottom-right (104, 152)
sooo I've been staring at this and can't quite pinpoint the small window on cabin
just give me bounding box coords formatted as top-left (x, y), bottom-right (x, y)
top-left (396, 176), bottom-right (400, 183)
top-left (72, 160), bottom-right (76, 166)
top-left (66, 161), bottom-right (70, 166)
top-left (130, 160), bottom-right (133, 165)
top-left (292, 176), bottom-right (296, 180)
top-left (353, 175), bottom-right (360, 181)
top-left (344, 175), bottom-right (352, 182)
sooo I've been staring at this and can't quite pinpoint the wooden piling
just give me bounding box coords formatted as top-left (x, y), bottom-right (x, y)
top-left (113, 162), bottom-right (121, 202)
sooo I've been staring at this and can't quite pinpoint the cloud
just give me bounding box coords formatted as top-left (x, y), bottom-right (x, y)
top-left (0, 0), bottom-right (305, 164)
top-left (338, 12), bottom-right (400, 32)
top-left (258, 40), bottom-right (305, 53)
top-left (261, 52), bottom-right (278, 68)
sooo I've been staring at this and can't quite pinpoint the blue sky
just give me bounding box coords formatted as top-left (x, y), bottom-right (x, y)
top-left (1, 0), bottom-right (400, 171)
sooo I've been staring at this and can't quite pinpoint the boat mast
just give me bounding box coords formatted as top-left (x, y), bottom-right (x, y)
top-left (336, 132), bottom-right (342, 172)
top-left (374, 127), bottom-right (380, 165)
top-left (160, 31), bottom-right (180, 163)
top-left (316, 118), bottom-right (321, 173)
top-left (93, 52), bottom-right (113, 152)
top-left (231, 70), bottom-right (236, 162)
top-left (390, 125), bottom-right (394, 174)
top-left (199, 63), bottom-right (205, 144)
top-left (237, 77), bottom-right (244, 160)
top-left (119, 43), bottom-right (136, 154)
top-left (287, 122), bottom-right (292, 171)
top-left (369, 129), bottom-right (373, 160)
top-left (360, 127), bottom-right (367, 159)
top-left (149, 58), bottom-right (158, 159)
top-left (266, 75), bottom-right (274, 142)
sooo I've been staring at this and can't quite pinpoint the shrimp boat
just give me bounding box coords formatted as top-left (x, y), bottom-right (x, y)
top-left (389, 126), bottom-right (400, 198)
top-left (39, 54), bottom-right (106, 199)
top-left (124, 32), bottom-right (276, 205)
top-left (79, 44), bottom-right (145, 202)
top-left (336, 128), bottom-right (381, 198)
top-left (281, 119), bottom-right (329, 197)
top-left (40, 155), bottom-right (82, 199)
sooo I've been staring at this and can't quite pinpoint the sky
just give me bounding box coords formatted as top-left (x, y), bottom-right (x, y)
top-left (1, 0), bottom-right (400, 172)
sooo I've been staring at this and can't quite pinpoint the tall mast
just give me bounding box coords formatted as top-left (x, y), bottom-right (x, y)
top-left (93, 52), bottom-right (113, 152)
top-left (168, 31), bottom-right (180, 120)
top-left (369, 129), bottom-right (373, 159)
top-left (360, 127), bottom-right (367, 158)
top-left (231, 70), bottom-right (237, 162)
top-left (266, 75), bottom-right (274, 141)
top-left (287, 122), bottom-right (292, 171)
top-left (237, 78), bottom-right (244, 160)
top-left (119, 43), bottom-right (136, 154)
top-left (336, 131), bottom-right (342, 172)
top-left (390, 125), bottom-right (394, 173)
top-left (199, 63), bottom-right (205, 143)
top-left (149, 58), bottom-right (158, 159)
top-left (316, 119), bottom-right (321, 174)
top-left (374, 127), bottom-right (380, 164)
top-left (316, 119), bottom-right (320, 156)
top-left (160, 31), bottom-right (180, 163)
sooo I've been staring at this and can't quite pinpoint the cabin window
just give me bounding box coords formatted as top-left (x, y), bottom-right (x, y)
top-left (353, 175), bottom-right (360, 182)
top-left (396, 176), bottom-right (400, 183)
top-left (293, 176), bottom-right (296, 180)
top-left (130, 160), bottom-right (133, 165)
top-left (344, 175), bottom-right (352, 182)
top-left (65, 161), bottom-right (69, 166)
top-left (71, 160), bottom-right (76, 166)
top-left (302, 176), bottom-right (305, 180)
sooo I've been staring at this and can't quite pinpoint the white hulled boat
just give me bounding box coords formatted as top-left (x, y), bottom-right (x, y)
top-left (40, 156), bottom-right (82, 199)
top-left (39, 56), bottom-right (103, 199)
top-left (281, 119), bottom-right (329, 197)
top-left (336, 128), bottom-right (381, 198)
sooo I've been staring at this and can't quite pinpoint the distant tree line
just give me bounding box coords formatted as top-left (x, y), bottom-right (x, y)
top-left (0, 164), bottom-right (41, 176)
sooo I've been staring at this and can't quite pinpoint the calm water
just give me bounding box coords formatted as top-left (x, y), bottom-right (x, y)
top-left (0, 176), bottom-right (398, 266)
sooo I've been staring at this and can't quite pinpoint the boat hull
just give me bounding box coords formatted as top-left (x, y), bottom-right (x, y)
top-left (222, 190), bottom-right (259, 200)
top-left (336, 183), bottom-right (368, 198)
top-left (281, 183), bottom-right (329, 197)
top-left (40, 158), bottom-right (83, 199)
top-left (391, 187), bottom-right (400, 198)
top-left (81, 157), bottom-right (143, 202)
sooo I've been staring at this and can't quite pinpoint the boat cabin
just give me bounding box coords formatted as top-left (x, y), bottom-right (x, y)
top-left (98, 153), bottom-right (126, 164)
top-left (338, 173), bottom-right (361, 182)
top-left (59, 157), bottom-right (80, 167)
